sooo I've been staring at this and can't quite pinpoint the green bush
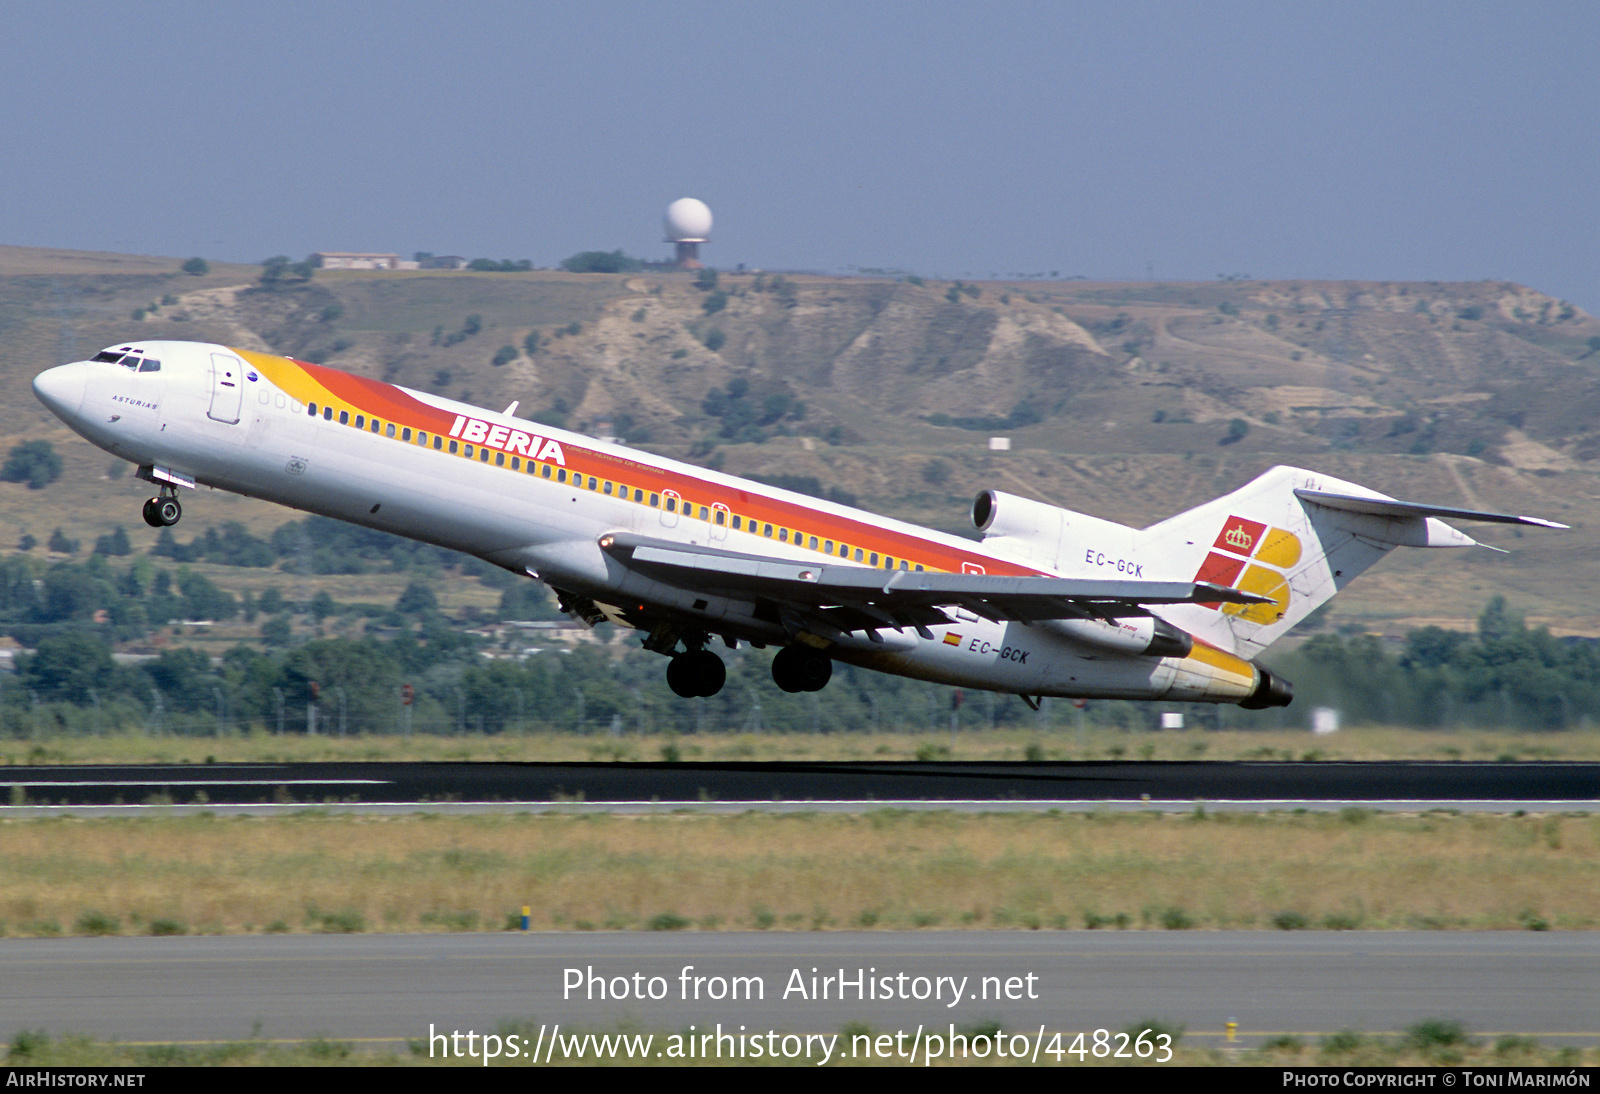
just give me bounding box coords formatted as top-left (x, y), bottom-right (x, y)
top-left (3, 441), bottom-right (62, 490)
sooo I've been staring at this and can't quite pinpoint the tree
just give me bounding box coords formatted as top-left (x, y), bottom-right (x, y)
top-left (15, 632), bottom-right (117, 704)
top-left (259, 255), bottom-right (314, 285)
top-left (92, 527), bottom-right (132, 556)
top-left (394, 581), bottom-right (438, 617)
top-left (2, 440), bottom-right (62, 489)
top-left (491, 345), bottom-right (518, 367)
top-left (310, 590), bottom-right (336, 623)
top-left (47, 528), bottom-right (79, 555)
top-left (261, 615), bottom-right (292, 646)
top-left (560, 250), bottom-right (641, 274)
top-left (181, 257), bottom-right (209, 276)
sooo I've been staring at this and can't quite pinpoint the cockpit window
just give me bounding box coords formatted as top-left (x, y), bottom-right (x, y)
top-left (93, 346), bottom-right (156, 371)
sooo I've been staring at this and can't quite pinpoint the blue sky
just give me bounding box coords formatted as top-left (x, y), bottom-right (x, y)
top-left (4, 1), bottom-right (1594, 309)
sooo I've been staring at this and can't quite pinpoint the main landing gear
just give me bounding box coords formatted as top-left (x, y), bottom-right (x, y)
top-left (771, 645), bottom-right (832, 693)
top-left (666, 649), bottom-right (726, 698)
top-left (659, 641), bottom-right (833, 698)
top-left (141, 488), bottom-right (182, 528)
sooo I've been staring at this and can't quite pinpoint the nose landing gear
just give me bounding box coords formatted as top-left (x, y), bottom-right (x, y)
top-left (142, 489), bottom-right (182, 528)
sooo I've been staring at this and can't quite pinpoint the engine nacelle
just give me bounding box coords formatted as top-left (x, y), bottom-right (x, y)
top-left (1040, 614), bottom-right (1194, 658)
top-left (1241, 666), bottom-right (1295, 709)
top-left (972, 489), bottom-right (1137, 571)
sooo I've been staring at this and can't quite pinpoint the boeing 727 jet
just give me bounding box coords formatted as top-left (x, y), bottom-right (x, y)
top-left (32, 340), bottom-right (1564, 707)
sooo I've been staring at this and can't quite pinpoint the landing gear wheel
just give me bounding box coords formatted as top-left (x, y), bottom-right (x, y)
top-left (771, 646), bottom-right (832, 693)
top-left (155, 497), bottom-right (182, 526)
top-left (142, 498), bottom-right (163, 528)
top-left (666, 649), bottom-right (726, 698)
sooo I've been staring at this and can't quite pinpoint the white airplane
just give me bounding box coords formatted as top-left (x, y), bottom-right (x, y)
top-left (33, 340), bottom-right (1564, 707)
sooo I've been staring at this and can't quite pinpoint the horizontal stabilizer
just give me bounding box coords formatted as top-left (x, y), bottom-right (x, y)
top-left (1294, 488), bottom-right (1568, 529)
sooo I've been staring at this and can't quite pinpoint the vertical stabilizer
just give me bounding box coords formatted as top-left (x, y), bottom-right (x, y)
top-left (1139, 466), bottom-right (1462, 658)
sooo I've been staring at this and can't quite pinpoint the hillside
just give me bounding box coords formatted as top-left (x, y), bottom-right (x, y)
top-left (4, 245), bottom-right (1597, 637)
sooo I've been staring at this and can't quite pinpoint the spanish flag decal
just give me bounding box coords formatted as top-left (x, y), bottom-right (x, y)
top-left (943, 632), bottom-right (963, 646)
top-left (1193, 515), bottom-right (1301, 624)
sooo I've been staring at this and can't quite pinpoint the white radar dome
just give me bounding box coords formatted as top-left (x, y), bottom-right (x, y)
top-left (664, 197), bottom-right (713, 242)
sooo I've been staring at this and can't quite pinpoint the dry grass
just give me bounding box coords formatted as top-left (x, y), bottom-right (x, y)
top-left (3, 1027), bottom-right (1592, 1067)
top-left (0, 810), bottom-right (1593, 937)
top-left (5, 724), bottom-right (1598, 766)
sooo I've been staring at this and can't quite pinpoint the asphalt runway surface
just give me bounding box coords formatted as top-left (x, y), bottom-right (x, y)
top-left (1, 760), bottom-right (1595, 813)
top-left (5, 933), bottom-right (1594, 1054)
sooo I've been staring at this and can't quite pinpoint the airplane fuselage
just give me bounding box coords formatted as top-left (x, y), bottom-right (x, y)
top-left (42, 338), bottom-right (1554, 708)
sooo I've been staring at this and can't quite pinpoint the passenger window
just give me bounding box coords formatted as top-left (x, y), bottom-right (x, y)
top-left (324, 407), bottom-right (333, 420)
top-left (496, 452), bottom-right (505, 467)
top-left (666, 498), bottom-right (676, 512)
top-left (480, 448), bottom-right (491, 462)
top-left (635, 488), bottom-right (645, 502)
top-left (309, 402), bottom-right (318, 416)
top-left (543, 464), bottom-right (552, 479)
top-left (386, 423), bottom-right (396, 438)
top-left (763, 524), bottom-right (773, 537)
top-left (588, 476), bottom-right (597, 490)
top-left (449, 440), bottom-right (458, 454)
top-left (464, 444), bottom-right (474, 457)
top-left (854, 548), bottom-right (864, 562)
top-left (809, 536), bottom-right (819, 550)
top-left (371, 419), bottom-right (380, 433)
top-left (715, 510), bottom-right (725, 526)
top-left (779, 529), bottom-right (788, 542)
top-left (511, 457), bottom-right (520, 471)
top-left (433, 435), bottom-right (442, 450)
top-left (870, 553), bottom-right (879, 566)
top-left (603, 481), bottom-right (613, 495)
top-left (557, 469), bottom-right (567, 483)
top-left (731, 516), bottom-right (741, 530)
top-left (650, 493), bottom-right (659, 506)
top-left (339, 411), bottom-right (349, 425)
top-left (699, 506), bottom-right (709, 521)
top-left (355, 415), bottom-right (365, 429)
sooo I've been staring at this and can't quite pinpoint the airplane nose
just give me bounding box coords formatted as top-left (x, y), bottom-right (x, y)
top-left (33, 363), bottom-right (87, 419)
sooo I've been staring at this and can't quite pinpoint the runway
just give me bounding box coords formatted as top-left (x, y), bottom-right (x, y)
top-left (1, 760), bottom-right (1594, 815)
top-left (2, 762), bottom-right (1594, 1059)
top-left (4, 933), bottom-right (1594, 1054)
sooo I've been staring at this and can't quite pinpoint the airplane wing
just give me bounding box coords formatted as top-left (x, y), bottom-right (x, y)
top-left (598, 532), bottom-right (1268, 638)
